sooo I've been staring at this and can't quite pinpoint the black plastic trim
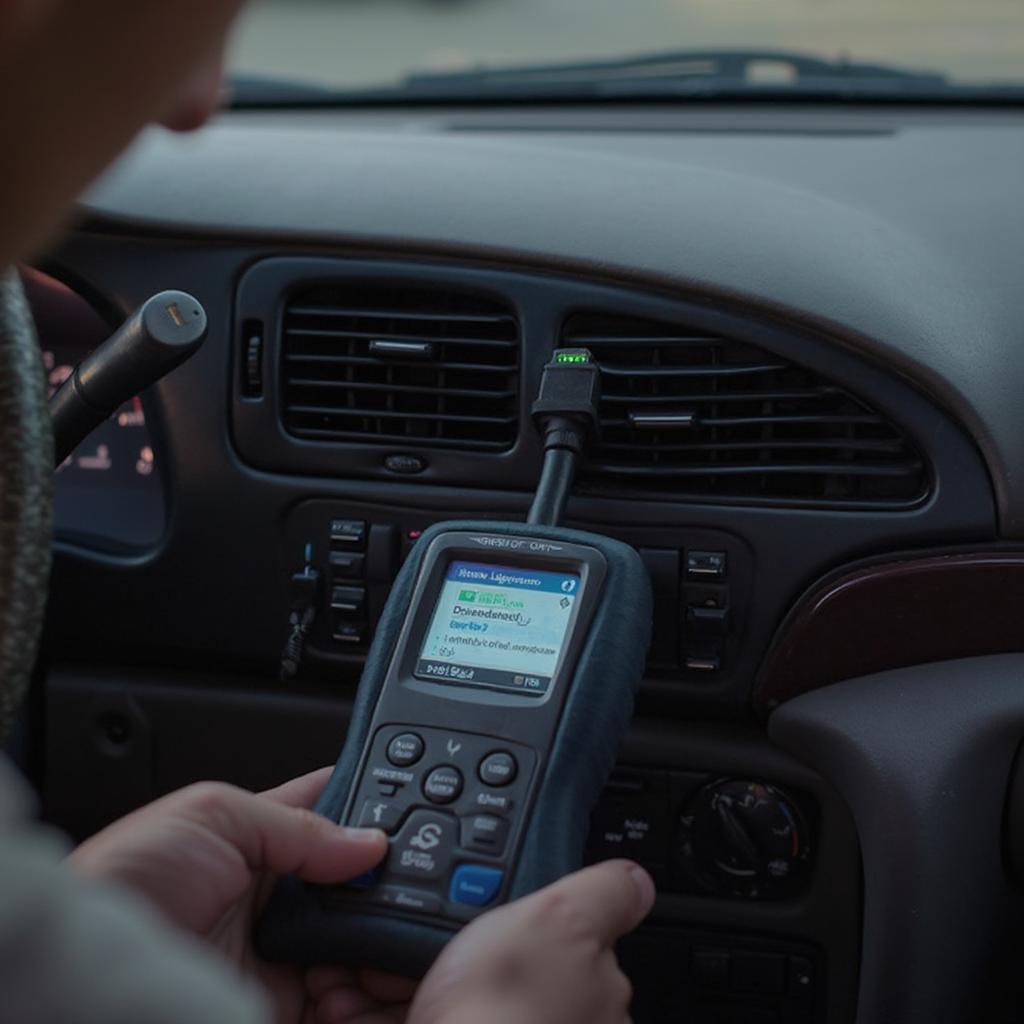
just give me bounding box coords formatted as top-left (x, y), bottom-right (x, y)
top-left (233, 256), bottom-right (955, 515)
top-left (40, 235), bottom-right (997, 718)
top-left (770, 655), bottom-right (1024, 1024)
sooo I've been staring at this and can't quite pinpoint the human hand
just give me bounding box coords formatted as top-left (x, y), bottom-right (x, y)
top-left (307, 859), bottom-right (654, 1024)
top-left (71, 777), bottom-right (652, 1024)
top-left (68, 768), bottom-right (388, 1024)
top-left (408, 859), bottom-right (653, 1024)
top-left (406, 859), bottom-right (652, 1024)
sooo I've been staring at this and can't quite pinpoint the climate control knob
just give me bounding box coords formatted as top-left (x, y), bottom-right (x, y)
top-left (675, 778), bottom-right (811, 900)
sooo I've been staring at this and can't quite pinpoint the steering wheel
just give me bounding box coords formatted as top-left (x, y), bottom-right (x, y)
top-left (0, 270), bottom-right (54, 742)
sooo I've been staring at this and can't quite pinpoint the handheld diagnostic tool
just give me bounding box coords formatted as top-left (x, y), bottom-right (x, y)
top-left (258, 352), bottom-right (652, 976)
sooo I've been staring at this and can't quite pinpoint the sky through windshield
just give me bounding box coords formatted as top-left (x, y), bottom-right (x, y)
top-left (230, 0), bottom-right (1024, 92)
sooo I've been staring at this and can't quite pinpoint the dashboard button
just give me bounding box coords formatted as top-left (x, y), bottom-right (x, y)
top-left (387, 732), bottom-right (424, 767)
top-left (478, 751), bottom-right (517, 787)
top-left (330, 519), bottom-right (367, 549)
top-left (687, 551), bottom-right (727, 579)
top-left (331, 585), bottom-right (366, 614)
top-left (329, 551), bottom-right (366, 579)
top-left (424, 765), bottom-right (464, 804)
top-left (684, 653), bottom-right (721, 672)
top-left (687, 605), bottom-right (729, 635)
top-left (449, 864), bottom-right (504, 907)
top-left (331, 619), bottom-right (365, 645)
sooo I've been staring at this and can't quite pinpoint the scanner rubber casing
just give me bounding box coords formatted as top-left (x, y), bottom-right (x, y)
top-left (257, 520), bottom-right (652, 977)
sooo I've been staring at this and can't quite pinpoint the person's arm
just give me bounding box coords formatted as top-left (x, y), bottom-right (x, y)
top-left (68, 767), bottom-right (389, 1024)
top-left (0, 755), bottom-right (269, 1024)
top-left (68, 765), bottom-right (653, 1024)
top-left (304, 859), bottom-right (654, 1024)
top-left (410, 859), bottom-right (653, 1024)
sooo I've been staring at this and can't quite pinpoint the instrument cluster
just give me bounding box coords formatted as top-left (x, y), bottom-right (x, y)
top-left (23, 267), bottom-right (165, 549)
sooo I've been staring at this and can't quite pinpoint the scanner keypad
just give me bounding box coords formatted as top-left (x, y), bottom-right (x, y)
top-left (337, 725), bottom-right (535, 920)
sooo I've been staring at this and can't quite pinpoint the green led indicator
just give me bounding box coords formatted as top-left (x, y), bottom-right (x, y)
top-left (555, 351), bottom-right (591, 364)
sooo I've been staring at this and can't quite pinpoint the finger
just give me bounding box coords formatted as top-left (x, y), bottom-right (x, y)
top-left (262, 767), bottom-right (336, 810)
top-left (315, 986), bottom-right (405, 1024)
top-left (189, 782), bottom-right (386, 883)
top-left (526, 859), bottom-right (655, 946)
top-left (306, 966), bottom-right (357, 999)
top-left (357, 968), bottom-right (419, 1004)
top-left (315, 987), bottom-right (375, 1023)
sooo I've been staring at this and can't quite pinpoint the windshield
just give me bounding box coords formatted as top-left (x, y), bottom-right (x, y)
top-left (229, 0), bottom-right (1024, 97)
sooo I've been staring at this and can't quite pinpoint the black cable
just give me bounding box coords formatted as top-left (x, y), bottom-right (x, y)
top-left (527, 349), bottom-right (601, 528)
top-left (280, 606), bottom-right (316, 681)
top-left (279, 565), bottom-right (321, 681)
top-left (527, 447), bottom-right (578, 526)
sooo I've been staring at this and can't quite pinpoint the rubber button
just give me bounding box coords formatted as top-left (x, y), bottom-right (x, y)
top-left (356, 798), bottom-right (406, 833)
top-left (424, 765), bottom-right (464, 804)
top-left (387, 733), bottom-right (424, 767)
top-left (390, 811), bottom-right (456, 882)
top-left (449, 864), bottom-right (504, 907)
top-left (461, 814), bottom-right (511, 856)
top-left (478, 751), bottom-right (518, 787)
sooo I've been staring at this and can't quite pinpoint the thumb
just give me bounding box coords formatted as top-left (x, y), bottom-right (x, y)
top-left (521, 859), bottom-right (655, 946)
top-left (192, 784), bottom-right (387, 884)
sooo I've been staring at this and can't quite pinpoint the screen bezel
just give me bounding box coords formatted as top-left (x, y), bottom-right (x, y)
top-left (385, 532), bottom-right (607, 710)
top-left (414, 559), bottom-right (583, 696)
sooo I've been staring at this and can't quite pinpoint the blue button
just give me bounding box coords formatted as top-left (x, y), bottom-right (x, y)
top-left (449, 864), bottom-right (504, 907)
top-left (347, 869), bottom-right (379, 890)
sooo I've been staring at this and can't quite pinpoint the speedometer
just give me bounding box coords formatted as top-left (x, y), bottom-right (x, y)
top-left (22, 266), bottom-right (166, 548)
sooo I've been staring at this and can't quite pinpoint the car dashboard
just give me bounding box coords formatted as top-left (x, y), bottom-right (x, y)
top-left (30, 101), bottom-right (1024, 1024)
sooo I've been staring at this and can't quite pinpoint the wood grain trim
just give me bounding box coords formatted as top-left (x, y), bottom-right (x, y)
top-left (754, 552), bottom-right (1024, 714)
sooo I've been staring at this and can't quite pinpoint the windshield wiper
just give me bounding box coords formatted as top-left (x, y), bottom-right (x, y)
top-left (230, 49), bottom-right (1024, 107)
top-left (230, 74), bottom-right (338, 106)
top-left (393, 48), bottom-right (954, 99)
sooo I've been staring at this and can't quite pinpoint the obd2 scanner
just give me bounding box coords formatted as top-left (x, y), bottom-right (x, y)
top-left (258, 350), bottom-right (652, 976)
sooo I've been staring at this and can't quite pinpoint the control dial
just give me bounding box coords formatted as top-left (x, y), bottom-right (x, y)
top-left (675, 778), bottom-right (811, 900)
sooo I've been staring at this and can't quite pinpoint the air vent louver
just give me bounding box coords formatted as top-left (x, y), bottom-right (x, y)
top-left (568, 313), bottom-right (927, 506)
top-left (282, 284), bottom-right (519, 451)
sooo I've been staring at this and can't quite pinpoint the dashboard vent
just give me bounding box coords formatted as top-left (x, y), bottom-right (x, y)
top-left (567, 313), bottom-right (927, 506)
top-left (281, 284), bottom-right (519, 451)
